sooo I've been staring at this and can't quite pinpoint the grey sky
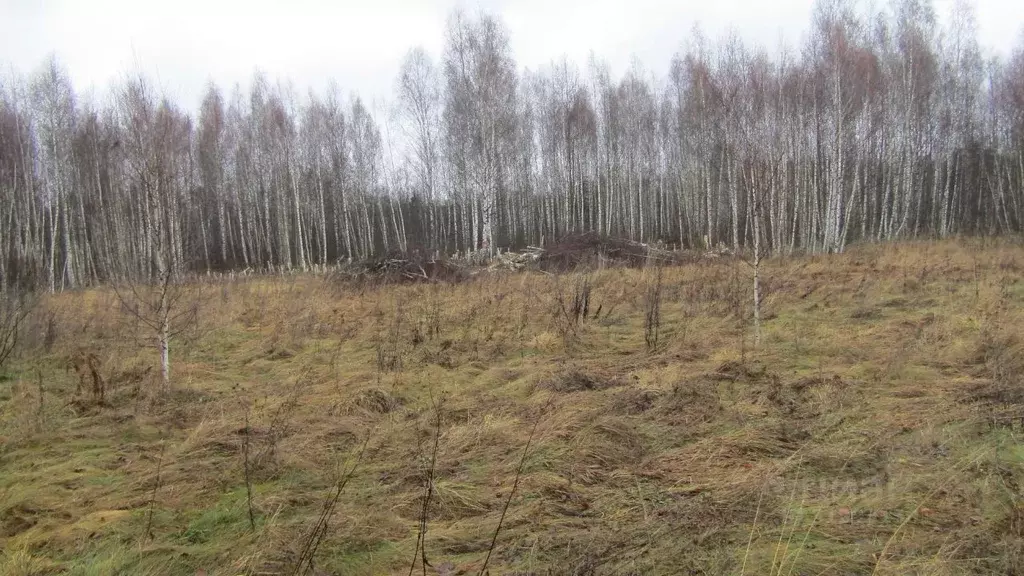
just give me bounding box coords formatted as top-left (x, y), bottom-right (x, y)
top-left (2, 0), bottom-right (1022, 109)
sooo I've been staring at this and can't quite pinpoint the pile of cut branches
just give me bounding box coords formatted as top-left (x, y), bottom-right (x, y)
top-left (335, 252), bottom-right (469, 285)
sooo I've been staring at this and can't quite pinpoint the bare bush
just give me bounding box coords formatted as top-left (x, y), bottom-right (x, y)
top-left (0, 291), bottom-right (32, 371)
top-left (251, 377), bottom-right (305, 474)
top-left (644, 268), bottom-right (663, 351)
top-left (375, 297), bottom-right (406, 376)
top-left (68, 348), bottom-right (105, 405)
top-left (555, 275), bottom-right (598, 347)
top-left (292, 434), bottom-right (370, 576)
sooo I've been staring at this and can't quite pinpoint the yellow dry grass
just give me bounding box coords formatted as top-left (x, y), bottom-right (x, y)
top-left (1, 238), bottom-right (1023, 575)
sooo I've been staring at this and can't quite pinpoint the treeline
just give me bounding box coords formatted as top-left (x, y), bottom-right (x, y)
top-left (2, 0), bottom-right (1024, 290)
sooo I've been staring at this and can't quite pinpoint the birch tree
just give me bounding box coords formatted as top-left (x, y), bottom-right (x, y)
top-left (3, 5), bottom-right (1024, 290)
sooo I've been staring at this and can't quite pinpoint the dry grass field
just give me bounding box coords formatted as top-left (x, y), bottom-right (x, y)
top-left (1, 239), bottom-right (1023, 575)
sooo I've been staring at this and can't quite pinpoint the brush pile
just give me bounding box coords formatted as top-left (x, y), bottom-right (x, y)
top-left (335, 252), bottom-right (468, 284)
top-left (339, 233), bottom-right (717, 281)
top-left (486, 232), bottom-right (665, 272)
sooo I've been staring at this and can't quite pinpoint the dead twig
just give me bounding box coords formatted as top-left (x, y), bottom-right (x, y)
top-left (409, 392), bottom-right (445, 576)
top-left (243, 406), bottom-right (256, 531)
top-left (142, 437), bottom-right (167, 545)
top-left (479, 400), bottom-right (549, 575)
top-left (293, 433), bottom-right (372, 576)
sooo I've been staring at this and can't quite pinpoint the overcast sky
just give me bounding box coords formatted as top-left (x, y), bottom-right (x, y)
top-left (2, 0), bottom-right (1022, 110)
